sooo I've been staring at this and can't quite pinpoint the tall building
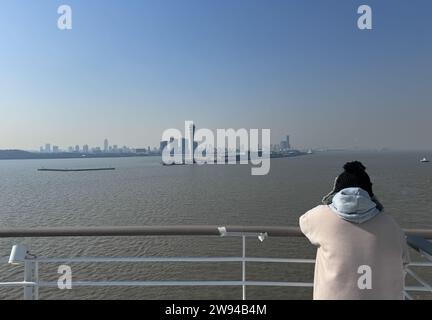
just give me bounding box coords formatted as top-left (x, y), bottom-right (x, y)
top-left (52, 146), bottom-right (59, 153)
top-left (160, 138), bottom-right (178, 156)
top-left (160, 141), bottom-right (168, 153)
top-left (187, 122), bottom-right (197, 156)
top-left (280, 135), bottom-right (291, 151)
top-left (75, 145), bottom-right (80, 153)
top-left (189, 123), bottom-right (196, 139)
top-left (83, 145), bottom-right (89, 153)
top-left (45, 143), bottom-right (51, 153)
top-left (104, 139), bottom-right (109, 153)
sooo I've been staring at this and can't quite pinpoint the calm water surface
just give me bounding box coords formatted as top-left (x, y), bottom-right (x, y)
top-left (0, 152), bottom-right (431, 299)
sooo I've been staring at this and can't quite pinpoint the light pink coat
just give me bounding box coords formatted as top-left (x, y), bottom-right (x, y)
top-left (300, 205), bottom-right (410, 300)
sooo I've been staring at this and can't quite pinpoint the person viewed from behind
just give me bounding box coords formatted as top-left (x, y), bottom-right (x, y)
top-left (299, 161), bottom-right (410, 300)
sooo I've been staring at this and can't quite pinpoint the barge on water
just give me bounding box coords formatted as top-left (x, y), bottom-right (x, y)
top-left (38, 168), bottom-right (115, 172)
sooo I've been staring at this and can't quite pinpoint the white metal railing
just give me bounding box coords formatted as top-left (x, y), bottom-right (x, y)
top-left (0, 226), bottom-right (431, 300)
top-left (404, 235), bottom-right (432, 300)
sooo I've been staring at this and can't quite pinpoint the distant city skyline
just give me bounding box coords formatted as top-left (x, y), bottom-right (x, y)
top-left (1, 1), bottom-right (432, 151)
top-left (34, 132), bottom-right (294, 154)
top-left (37, 138), bottom-right (159, 154)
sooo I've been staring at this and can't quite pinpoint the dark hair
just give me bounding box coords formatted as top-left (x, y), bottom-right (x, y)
top-left (334, 161), bottom-right (374, 197)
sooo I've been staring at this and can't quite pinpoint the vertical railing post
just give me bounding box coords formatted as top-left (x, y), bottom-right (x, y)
top-left (242, 235), bottom-right (246, 301)
top-left (8, 244), bottom-right (38, 300)
top-left (34, 261), bottom-right (39, 300)
top-left (217, 227), bottom-right (267, 301)
top-left (24, 258), bottom-right (37, 300)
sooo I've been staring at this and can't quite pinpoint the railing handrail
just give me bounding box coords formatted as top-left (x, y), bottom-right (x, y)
top-left (0, 225), bottom-right (430, 239)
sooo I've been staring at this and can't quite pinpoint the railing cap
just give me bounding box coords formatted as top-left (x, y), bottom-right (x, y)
top-left (0, 225), bottom-right (430, 239)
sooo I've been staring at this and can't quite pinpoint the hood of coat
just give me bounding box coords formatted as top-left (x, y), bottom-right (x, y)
top-left (329, 187), bottom-right (381, 224)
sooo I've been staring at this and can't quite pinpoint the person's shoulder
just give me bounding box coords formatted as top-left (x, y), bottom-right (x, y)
top-left (306, 204), bottom-right (330, 215)
top-left (299, 205), bottom-right (330, 244)
top-left (378, 211), bottom-right (399, 224)
top-left (300, 205), bottom-right (329, 224)
top-left (377, 212), bottom-right (404, 233)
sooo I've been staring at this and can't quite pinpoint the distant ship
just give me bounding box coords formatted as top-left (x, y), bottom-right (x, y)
top-left (420, 157), bottom-right (430, 163)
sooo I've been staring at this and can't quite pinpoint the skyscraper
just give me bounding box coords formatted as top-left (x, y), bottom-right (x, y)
top-left (160, 141), bottom-right (167, 153)
top-left (104, 139), bottom-right (109, 153)
top-left (187, 122), bottom-right (197, 157)
top-left (280, 135), bottom-right (291, 151)
top-left (45, 143), bottom-right (51, 153)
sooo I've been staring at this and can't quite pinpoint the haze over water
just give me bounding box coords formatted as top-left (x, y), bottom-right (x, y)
top-left (0, 151), bottom-right (431, 299)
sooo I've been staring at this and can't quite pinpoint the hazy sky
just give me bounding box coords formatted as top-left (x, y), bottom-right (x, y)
top-left (0, 0), bottom-right (431, 150)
